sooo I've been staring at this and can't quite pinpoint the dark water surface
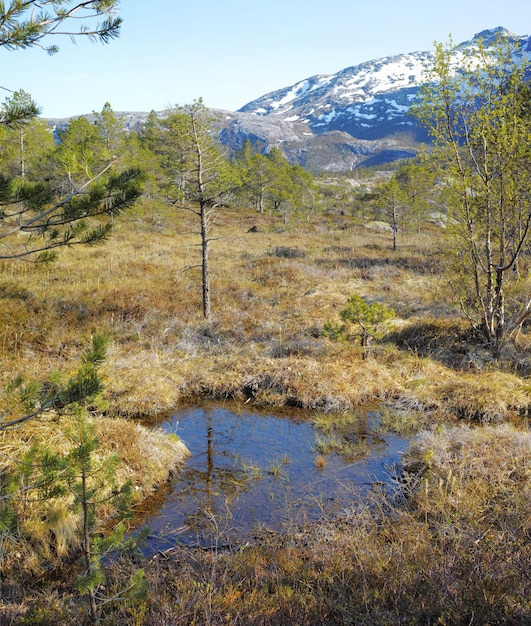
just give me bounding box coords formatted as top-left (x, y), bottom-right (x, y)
top-left (137, 403), bottom-right (409, 552)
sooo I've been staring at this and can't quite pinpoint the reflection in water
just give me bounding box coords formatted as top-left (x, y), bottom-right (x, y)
top-left (138, 403), bottom-right (409, 553)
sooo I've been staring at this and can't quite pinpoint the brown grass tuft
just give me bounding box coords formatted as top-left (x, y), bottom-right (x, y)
top-left (1, 202), bottom-right (530, 622)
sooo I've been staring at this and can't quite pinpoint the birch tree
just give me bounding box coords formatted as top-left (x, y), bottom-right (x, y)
top-left (413, 34), bottom-right (531, 348)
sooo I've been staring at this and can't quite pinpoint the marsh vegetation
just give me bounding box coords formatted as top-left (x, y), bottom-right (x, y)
top-left (1, 200), bottom-right (530, 623)
top-left (0, 16), bottom-right (530, 621)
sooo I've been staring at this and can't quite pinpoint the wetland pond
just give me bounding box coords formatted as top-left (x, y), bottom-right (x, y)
top-left (137, 402), bottom-right (410, 553)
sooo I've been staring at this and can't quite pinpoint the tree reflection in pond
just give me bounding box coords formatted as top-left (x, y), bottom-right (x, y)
top-left (138, 403), bottom-right (409, 552)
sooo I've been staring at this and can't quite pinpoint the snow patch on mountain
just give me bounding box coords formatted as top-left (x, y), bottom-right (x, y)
top-left (227, 27), bottom-right (531, 170)
top-left (240, 51), bottom-right (432, 122)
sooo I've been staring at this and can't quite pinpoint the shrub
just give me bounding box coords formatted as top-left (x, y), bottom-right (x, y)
top-left (324, 294), bottom-right (395, 357)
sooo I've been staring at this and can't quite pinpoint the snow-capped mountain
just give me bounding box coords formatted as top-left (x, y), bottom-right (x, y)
top-left (46, 28), bottom-right (531, 173)
top-left (218, 27), bottom-right (531, 171)
top-left (238, 52), bottom-right (432, 140)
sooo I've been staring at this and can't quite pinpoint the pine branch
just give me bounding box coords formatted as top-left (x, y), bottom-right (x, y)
top-left (0, 1), bottom-right (122, 51)
top-left (0, 334), bottom-right (108, 431)
top-left (0, 160), bottom-right (115, 240)
top-left (0, 165), bottom-right (142, 260)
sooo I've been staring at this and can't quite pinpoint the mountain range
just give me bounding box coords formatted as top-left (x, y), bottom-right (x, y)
top-left (215, 27), bottom-right (531, 171)
top-left (47, 27), bottom-right (531, 173)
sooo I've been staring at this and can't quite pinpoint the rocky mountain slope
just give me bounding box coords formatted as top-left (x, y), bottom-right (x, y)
top-left (46, 28), bottom-right (531, 173)
top-left (217, 27), bottom-right (531, 171)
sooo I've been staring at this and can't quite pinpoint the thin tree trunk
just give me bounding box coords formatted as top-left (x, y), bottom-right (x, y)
top-left (392, 202), bottom-right (398, 252)
top-left (494, 267), bottom-right (505, 346)
top-left (81, 467), bottom-right (98, 625)
top-left (19, 130), bottom-right (25, 179)
top-left (191, 111), bottom-right (211, 320)
top-left (201, 202), bottom-right (211, 319)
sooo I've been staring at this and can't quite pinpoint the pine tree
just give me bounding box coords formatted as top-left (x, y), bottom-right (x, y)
top-left (0, 4), bottom-right (146, 617)
top-left (94, 102), bottom-right (126, 162)
top-left (233, 140), bottom-right (274, 213)
top-left (323, 295), bottom-right (395, 359)
top-left (160, 100), bottom-right (235, 318)
top-left (0, 1), bottom-right (142, 263)
top-left (234, 141), bottom-right (318, 220)
top-left (0, 106), bottom-right (144, 262)
top-left (2, 336), bottom-right (146, 624)
top-left (0, 90), bottom-right (41, 178)
top-left (0, 92), bottom-right (55, 181)
top-left (0, 1), bottom-right (122, 54)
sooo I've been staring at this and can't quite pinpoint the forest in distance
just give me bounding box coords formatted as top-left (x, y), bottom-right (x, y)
top-left (0, 2), bottom-right (530, 624)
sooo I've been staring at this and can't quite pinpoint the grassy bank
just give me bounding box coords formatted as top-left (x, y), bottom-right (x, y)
top-left (0, 416), bottom-right (189, 570)
top-left (1, 205), bottom-right (529, 420)
top-left (1, 203), bottom-right (530, 623)
top-left (6, 423), bottom-right (529, 625)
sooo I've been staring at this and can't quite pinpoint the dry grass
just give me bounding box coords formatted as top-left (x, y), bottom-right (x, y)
top-left (9, 423), bottom-right (528, 625)
top-left (1, 202), bottom-right (530, 623)
top-left (0, 415), bottom-right (189, 569)
top-left (1, 206), bottom-right (529, 421)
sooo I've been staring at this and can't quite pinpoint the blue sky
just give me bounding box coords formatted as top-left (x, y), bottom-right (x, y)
top-left (1, 0), bottom-right (530, 118)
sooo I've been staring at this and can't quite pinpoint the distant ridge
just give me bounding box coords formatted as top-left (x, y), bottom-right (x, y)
top-left (47, 28), bottom-right (531, 172)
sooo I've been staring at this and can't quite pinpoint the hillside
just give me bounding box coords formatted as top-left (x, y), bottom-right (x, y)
top-left (220, 27), bottom-right (531, 170)
top-left (45, 27), bottom-right (531, 172)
